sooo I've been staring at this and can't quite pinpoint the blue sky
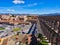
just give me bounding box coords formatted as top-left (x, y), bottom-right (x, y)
top-left (0, 0), bottom-right (60, 14)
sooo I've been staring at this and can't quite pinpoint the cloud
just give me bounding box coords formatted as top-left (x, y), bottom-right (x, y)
top-left (39, 2), bottom-right (44, 5)
top-left (27, 3), bottom-right (38, 7)
top-left (7, 9), bottom-right (15, 12)
top-left (0, 9), bottom-right (15, 13)
top-left (32, 3), bottom-right (37, 5)
top-left (13, 0), bottom-right (24, 4)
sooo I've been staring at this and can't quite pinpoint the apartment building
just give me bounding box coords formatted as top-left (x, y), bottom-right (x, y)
top-left (0, 15), bottom-right (38, 25)
top-left (27, 16), bottom-right (38, 24)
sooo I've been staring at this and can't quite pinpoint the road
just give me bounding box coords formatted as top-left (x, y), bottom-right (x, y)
top-left (27, 23), bottom-right (37, 35)
top-left (37, 19), bottom-right (44, 35)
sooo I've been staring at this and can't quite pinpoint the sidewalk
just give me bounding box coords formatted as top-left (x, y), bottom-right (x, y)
top-left (37, 19), bottom-right (51, 45)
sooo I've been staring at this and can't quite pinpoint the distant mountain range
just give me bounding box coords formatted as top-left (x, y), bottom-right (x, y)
top-left (0, 13), bottom-right (60, 16)
top-left (41, 13), bottom-right (60, 16)
top-left (0, 13), bottom-right (39, 16)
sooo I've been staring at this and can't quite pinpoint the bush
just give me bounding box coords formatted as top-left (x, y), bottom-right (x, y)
top-left (40, 42), bottom-right (48, 45)
top-left (38, 34), bottom-right (48, 45)
top-left (38, 34), bottom-right (43, 39)
top-left (13, 28), bottom-right (21, 32)
top-left (0, 28), bottom-right (5, 30)
top-left (38, 41), bottom-right (48, 45)
top-left (38, 42), bottom-right (42, 45)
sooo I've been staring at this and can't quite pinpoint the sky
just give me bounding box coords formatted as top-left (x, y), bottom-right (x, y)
top-left (0, 0), bottom-right (60, 14)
